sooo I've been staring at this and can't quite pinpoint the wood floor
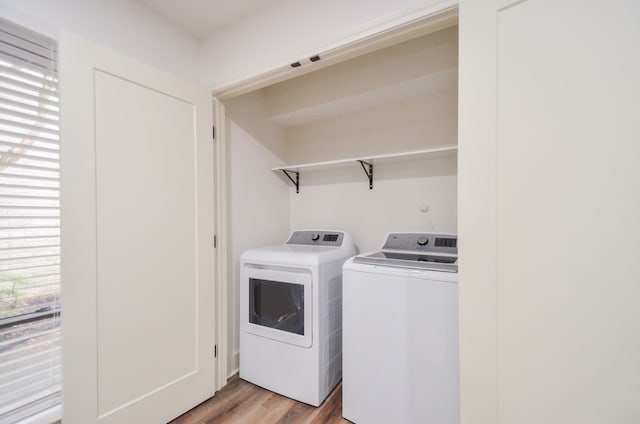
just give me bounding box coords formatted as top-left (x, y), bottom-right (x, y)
top-left (169, 374), bottom-right (351, 424)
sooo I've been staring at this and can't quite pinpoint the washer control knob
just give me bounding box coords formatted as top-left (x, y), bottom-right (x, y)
top-left (311, 233), bottom-right (320, 241)
top-left (417, 236), bottom-right (429, 246)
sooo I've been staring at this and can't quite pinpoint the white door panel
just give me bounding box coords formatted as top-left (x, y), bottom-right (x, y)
top-left (60, 31), bottom-right (215, 424)
top-left (459, 0), bottom-right (640, 423)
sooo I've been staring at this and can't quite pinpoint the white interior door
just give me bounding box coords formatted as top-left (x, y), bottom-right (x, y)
top-left (459, 1), bottom-right (640, 423)
top-left (59, 31), bottom-right (215, 424)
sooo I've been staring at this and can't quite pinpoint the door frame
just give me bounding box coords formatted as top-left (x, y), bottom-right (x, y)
top-left (210, 0), bottom-right (459, 384)
top-left (213, 97), bottom-right (228, 389)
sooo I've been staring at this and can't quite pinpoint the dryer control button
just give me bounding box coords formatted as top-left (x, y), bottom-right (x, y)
top-left (417, 236), bottom-right (429, 246)
top-left (311, 233), bottom-right (320, 241)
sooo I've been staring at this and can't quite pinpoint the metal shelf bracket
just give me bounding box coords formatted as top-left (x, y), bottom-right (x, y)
top-left (281, 169), bottom-right (300, 193)
top-left (358, 160), bottom-right (373, 190)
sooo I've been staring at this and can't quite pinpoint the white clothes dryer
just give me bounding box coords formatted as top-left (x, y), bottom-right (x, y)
top-left (342, 232), bottom-right (459, 424)
top-left (239, 230), bottom-right (355, 406)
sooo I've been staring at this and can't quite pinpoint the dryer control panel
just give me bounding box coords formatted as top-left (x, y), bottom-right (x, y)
top-left (382, 232), bottom-right (457, 254)
top-left (287, 231), bottom-right (344, 246)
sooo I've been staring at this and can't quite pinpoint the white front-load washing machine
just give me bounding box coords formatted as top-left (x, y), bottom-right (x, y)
top-left (239, 230), bottom-right (355, 406)
top-left (342, 232), bottom-right (459, 424)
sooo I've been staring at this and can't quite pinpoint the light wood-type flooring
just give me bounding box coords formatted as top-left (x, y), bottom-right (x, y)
top-left (169, 374), bottom-right (350, 424)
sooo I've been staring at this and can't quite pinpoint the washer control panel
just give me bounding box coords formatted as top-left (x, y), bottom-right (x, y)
top-left (287, 231), bottom-right (344, 246)
top-left (382, 232), bottom-right (457, 254)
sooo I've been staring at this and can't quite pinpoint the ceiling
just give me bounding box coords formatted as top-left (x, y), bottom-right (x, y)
top-left (134, 0), bottom-right (275, 40)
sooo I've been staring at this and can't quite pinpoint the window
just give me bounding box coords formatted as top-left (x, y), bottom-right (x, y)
top-left (249, 278), bottom-right (305, 335)
top-left (0, 18), bottom-right (61, 423)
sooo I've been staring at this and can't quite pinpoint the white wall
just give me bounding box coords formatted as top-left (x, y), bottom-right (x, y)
top-left (281, 25), bottom-right (458, 252)
top-left (284, 90), bottom-right (457, 164)
top-left (0, 0), bottom-right (200, 82)
top-left (283, 86), bottom-right (458, 253)
top-left (225, 91), bottom-right (290, 375)
top-left (290, 172), bottom-right (457, 254)
top-left (269, 25), bottom-right (459, 164)
top-left (199, 0), bottom-right (456, 89)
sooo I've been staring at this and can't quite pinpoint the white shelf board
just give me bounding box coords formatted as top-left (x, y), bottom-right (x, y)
top-left (272, 145), bottom-right (457, 172)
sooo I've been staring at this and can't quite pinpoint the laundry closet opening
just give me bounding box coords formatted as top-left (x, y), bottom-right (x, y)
top-left (223, 22), bottom-right (458, 375)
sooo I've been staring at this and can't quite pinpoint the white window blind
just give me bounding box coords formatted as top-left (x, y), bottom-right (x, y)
top-left (0, 18), bottom-right (61, 424)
